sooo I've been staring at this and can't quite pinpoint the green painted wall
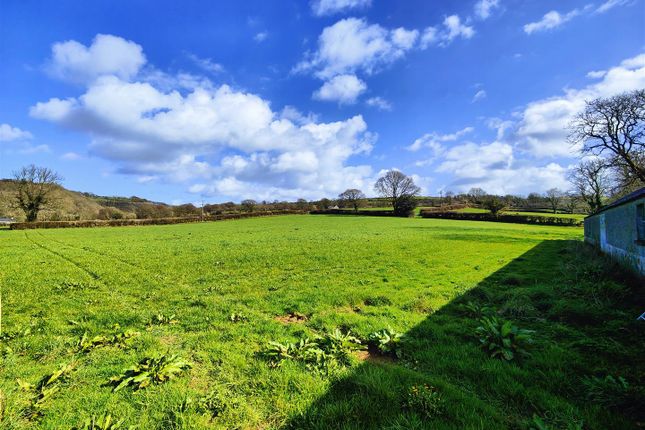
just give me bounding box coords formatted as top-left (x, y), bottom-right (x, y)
top-left (584, 197), bottom-right (645, 276)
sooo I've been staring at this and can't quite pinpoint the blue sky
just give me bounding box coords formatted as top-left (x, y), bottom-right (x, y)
top-left (1, 0), bottom-right (643, 204)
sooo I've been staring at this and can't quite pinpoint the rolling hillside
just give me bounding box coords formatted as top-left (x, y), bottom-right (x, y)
top-left (0, 179), bottom-right (166, 221)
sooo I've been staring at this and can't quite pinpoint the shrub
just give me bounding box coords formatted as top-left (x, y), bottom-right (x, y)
top-left (419, 211), bottom-right (582, 227)
top-left (108, 354), bottom-right (191, 392)
top-left (482, 196), bottom-right (507, 215)
top-left (475, 317), bottom-right (533, 361)
top-left (394, 195), bottom-right (418, 217)
top-left (402, 384), bottom-right (443, 418)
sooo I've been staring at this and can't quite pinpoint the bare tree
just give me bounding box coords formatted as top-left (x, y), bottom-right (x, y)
top-left (241, 199), bottom-right (257, 213)
top-left (568, 159), bottom-right (611, 213)
top-left (467, 187), bottom-right (487, 205)
top-left (569, 89), bottom-right (645, 186)
top-left (338, 189), bottom-right (365, 212)
top-left (12, 165), bottom-right (62, 222)
top-left (564, 191), bottom-right (579, 214)
top-left (374, 170), bottom-right (420, 216)
top-left (544, 188), bottom-right (563, 214)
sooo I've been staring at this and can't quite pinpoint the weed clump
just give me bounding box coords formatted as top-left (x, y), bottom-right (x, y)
top-left (71, 414), bottom-right (125, 430)
top-left (368, 328), bottom-right (404, 358)
top-left (475, 316), bottom-right (533, 361)
top-left (402, 384), bottom-right (443, 418)
top-left (261, 329), bottom-right (362, 373)
top-left (77, 325), bottom-right (139, 353)
top-left (108, 354), bottom-right (191, 392)
top-left (17, 363), bottom-right (74, 419)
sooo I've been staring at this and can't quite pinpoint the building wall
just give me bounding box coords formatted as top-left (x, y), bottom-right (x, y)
top-left (584, 197), bottom-right (645, 275)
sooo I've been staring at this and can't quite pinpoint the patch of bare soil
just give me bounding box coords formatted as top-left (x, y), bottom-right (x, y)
top-left (354, 346), bottom-right (396, 364)
top-left (275, 312), bottom-right (309, 324)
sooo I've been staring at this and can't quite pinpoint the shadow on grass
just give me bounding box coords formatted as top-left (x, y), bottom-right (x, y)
top-left (283, 240), bottom-right (644, 430)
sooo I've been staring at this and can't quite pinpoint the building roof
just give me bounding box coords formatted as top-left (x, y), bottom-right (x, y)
top-left (588, 186), bottom-right (645, 217)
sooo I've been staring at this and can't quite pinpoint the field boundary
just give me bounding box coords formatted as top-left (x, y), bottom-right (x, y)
top-left (419, 210), bottom-right (582, 226)
top-left (9, 210), bottom-right (306, 230)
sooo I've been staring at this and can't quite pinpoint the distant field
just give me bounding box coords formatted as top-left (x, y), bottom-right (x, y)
top-left (0, 215), bottom-right (641, 429)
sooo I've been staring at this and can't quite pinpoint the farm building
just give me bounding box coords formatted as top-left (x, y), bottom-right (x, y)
top-left (584, 187), bottom-right (645, 276)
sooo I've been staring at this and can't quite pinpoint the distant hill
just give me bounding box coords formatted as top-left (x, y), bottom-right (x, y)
top-left (0, 179), bottom-right (169, 222)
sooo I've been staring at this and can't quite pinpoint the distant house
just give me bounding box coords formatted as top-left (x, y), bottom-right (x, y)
top-left (584, 187), bottom-right (645, 276)
top-left (0, 217), bottom-right (15, 225)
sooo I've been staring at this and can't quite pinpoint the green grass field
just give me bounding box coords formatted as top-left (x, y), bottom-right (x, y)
top-left (0, 215), bottom-right (642, 429)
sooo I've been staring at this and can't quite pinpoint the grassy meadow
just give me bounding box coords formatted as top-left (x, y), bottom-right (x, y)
top-left (0, 215), bottom-right (643, 429)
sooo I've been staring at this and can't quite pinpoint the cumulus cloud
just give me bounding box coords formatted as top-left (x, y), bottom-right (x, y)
top-left (0, 123), bottom-right (33, 141)
top-left (31, 35), bottom-right (378, 200)
top-left (47, 34), bottom-right (146, 84)
top-left (365, 96), bottom-right (392, 111)
top-left (311, 0), bottom-right (371, 16)
top-left (523, 9), bottom-right (582, 34)
top-left (434, 140), bottom-right (570, 194)
top-left (294, 18), bottom-right (419, 79)
top-left (407, 127), bottom-right (474, 155)
top-left (472, 89), bottom-right (487, 102)
top-left (313, 74), bottom-right (367, 104)
top-left (474, 0), bottom-right (500, 20)
top-left (512, 53), bottom-right (645, 157)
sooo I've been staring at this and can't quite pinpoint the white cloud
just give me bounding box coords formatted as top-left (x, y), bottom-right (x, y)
top-left (596, 0), bottom-right (629, 13)
top-left (294, 18), bottom-right (419, 79)
top-left (485, 117), bottom-right (513, 140)
top-left (365, 96), bottom-right (392, 111)
top-left (523, 9), bottom-right (581, 34)
top-left (474, 0), bottom-right (500, 20)
top-left (186, 53), bottom-right (224, 74)
top-left (61, 152), bottom-right (83, 160)
top-left (407, 127), bottom-right (474, 152)
top-left (472, 89), bottom-right (487, 102)
top-left (443, 15), bottom-right (475, 42)
top-left (435, 141), bottom-right (569, 194)
top-left (313, 74), bottom-right (366, 104)
top-left (47, 34), bottom-right (146, 84)
top-left (420, 15), bottom-right (474, 48)
top-left (311, 0), bottom-right (371, 16)
top-left (513, 53), bottom-right (645, 157)
top-left (254, 32), bottom-right (268, 42)
top-left (31, 36), bottom-right (378, 200)
top-left (586, 70), bottom-right (607, 79)
top-left (0, 123), bottom-right (33, 141)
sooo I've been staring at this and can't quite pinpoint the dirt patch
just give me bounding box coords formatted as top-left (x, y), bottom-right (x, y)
top-left (354, 346), bottom-right (396, 364)
top-left (275, 312), bottom-right (309, 324)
